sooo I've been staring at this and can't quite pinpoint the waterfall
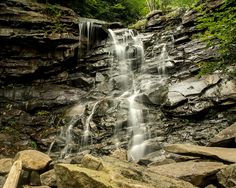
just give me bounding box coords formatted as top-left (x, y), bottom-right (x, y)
top-left (48, 24), bottom-right (171, 161)
top-left (79, 21), bottom-right (100, 51)
top-left (108, 28), bottom-right (147, 161)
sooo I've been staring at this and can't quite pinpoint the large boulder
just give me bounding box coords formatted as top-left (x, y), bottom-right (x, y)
top-left (54, 154), bottom-right (196, 188)
top-left (164, 144), bottom-right (236, 163)
top-left (14, 150), bottom-right (52, 171)
top-left (149, 161), bottom-right (226, 186)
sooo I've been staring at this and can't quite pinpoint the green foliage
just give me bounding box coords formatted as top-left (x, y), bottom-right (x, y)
top-left (147, 0), bottom-right (197, 12)
top-left (197, 61), bottom-right (224, 77)
top-left (160, 0), bottom-right (172, 11)
top-left (196, 0), bottom-right (236, 75)
top-left (43, 0), bottom-right (198, 24)
top-left (170, 0), bottom-right (198, 8)
top-left (146, 0), bottom-right (160, 11)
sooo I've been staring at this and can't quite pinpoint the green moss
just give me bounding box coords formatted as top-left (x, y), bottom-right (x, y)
top-left (129, 19), bottom-right (147, 30)
top-left (197, 61), bottom-right (222, 77)
top-left (195, 0), bottom-right (236, 76)
top-left (36, 110), bottom-right (50, 116)
top-left (43, 3), bottom-right (64, 33)
top-left (1, 126), bottom-right (21, 139)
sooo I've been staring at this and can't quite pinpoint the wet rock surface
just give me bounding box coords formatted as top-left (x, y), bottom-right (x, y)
top-left (0, 0), bottom-right (111, 156)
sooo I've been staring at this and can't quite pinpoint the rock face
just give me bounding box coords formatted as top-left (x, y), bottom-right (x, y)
top-left (14, 150), bottom-right (52, 170)
top-left (149, 161), bottom-right (226, 186)
top-left (165, 144), bottom-right (236, 163)
top-left (54, 154), bottom-right (196, 188)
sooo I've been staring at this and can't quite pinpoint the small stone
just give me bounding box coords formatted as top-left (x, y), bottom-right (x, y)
top-left (209, 122), bottom-right (236, 147)
top-left (205, 184), bottom-right (217, 188)
top-left (95, 72), bottom-right (106, 82)
top-left (146, 10), bottom-right (163, 20)
top-left (110, 148), bottom-right (127, 161)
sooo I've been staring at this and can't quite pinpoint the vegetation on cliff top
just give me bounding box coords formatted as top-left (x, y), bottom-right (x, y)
top-left (196, 0), bottom-right (236, 76)
top-left (42, 0), bottom-right (197, 24)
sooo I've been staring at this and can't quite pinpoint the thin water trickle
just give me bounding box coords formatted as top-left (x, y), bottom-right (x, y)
top-left (151, 43), bottom-right (173, 75)
top-left (82, 100), bottom-right (101, 146)
top-left (79, 21), bottom-right (99, 51)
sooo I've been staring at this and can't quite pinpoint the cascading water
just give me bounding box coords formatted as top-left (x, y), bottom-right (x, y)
top-left (108, 28), bottom-right (147, 161)
top-left (127, 93), bottom-right (146, 161)
top-left (79, 21), bottom-right (101, 51)
top-left (48, 23), bottom-right (172, 162)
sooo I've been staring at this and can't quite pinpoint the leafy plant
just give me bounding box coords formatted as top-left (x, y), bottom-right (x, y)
top-left (31, 141), bottom-right (38, 149)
